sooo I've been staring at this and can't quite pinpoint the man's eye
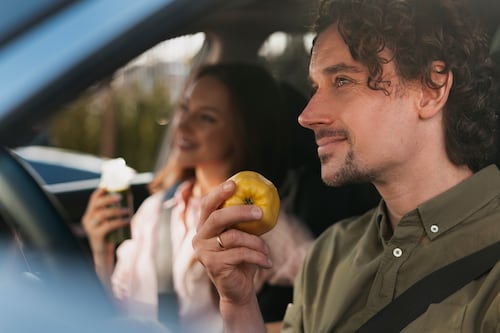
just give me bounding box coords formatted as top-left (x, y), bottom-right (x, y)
top-left (334, 77), bottom-right (350, 87)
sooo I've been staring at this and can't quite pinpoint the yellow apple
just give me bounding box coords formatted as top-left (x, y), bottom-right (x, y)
top-left (222, 170), bottom-right (280, 235)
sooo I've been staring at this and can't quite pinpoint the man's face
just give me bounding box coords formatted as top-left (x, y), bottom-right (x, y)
top-left (299, 24), bottom-right (421, 187)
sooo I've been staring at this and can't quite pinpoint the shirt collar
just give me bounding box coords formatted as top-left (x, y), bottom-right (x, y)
top-left (416, 164), bottom-right (500, 240)
top-left (374, 164), bottom-right (500, 241)
top-left (162, 179), bottom-right (194, 209)
top-left (374, 201), bottom-right (391, 244)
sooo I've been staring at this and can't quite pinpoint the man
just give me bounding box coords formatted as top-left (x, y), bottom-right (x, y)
top-left (192, 0), bottom-right (500, 332)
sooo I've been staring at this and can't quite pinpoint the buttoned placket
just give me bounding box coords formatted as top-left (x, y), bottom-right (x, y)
top-left (364, 210), bottom-right (423, 315)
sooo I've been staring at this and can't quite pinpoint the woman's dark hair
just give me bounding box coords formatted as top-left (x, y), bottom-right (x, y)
top-left (195, 63), bottom-right (286, 186)
top-left (314, 0), bottom-right (500, 171)
top-left (149, 62), bottom-right (286, 192)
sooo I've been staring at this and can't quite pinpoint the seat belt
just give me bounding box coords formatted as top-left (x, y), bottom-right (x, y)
top-left (156, 183), bottom-right (181, 330)
top-left (355, 240), bottom-right (500, 333)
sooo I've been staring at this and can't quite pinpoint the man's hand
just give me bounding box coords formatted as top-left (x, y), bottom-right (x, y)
top-left (192, 180), bottom-right (271, 333)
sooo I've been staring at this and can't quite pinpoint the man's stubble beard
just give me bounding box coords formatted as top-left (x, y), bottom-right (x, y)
top-left (321, 149), bottom-right (375, 187)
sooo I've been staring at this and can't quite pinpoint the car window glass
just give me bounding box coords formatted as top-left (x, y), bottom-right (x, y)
top-left (34, 33), bottom-right (205, 174)
top-left (22, 30), bottom-right (316, 181)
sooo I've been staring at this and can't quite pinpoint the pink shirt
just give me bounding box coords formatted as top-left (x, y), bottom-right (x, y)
top-left (111, 180), bottom-right (313, 332)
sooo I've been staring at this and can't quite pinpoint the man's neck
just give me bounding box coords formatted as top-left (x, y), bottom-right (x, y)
top-left (375, 163), bottom-right (473, 231)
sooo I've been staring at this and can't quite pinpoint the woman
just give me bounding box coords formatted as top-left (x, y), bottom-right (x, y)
top-left (82, 63), bottom-right (313, 333)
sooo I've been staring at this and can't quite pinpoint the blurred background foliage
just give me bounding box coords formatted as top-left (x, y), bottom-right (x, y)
top-left (49, 78), bottom-right (172, 173)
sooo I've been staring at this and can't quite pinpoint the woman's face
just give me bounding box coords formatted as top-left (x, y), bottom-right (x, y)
top-left (171, 75), bottom-right (238, 170)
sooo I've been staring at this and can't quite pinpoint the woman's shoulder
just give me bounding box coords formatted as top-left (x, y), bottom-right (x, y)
top-left (137, 191), bottom-right (166, 211)
top-left (138, 180), bottom-right (189, 212)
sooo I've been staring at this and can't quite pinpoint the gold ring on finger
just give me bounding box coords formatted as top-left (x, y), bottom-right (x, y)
top-left (216, 235), bottom-right (225, 249)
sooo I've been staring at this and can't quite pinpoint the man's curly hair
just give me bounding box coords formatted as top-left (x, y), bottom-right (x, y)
top-left (314, 0), bottom-right (500, 172)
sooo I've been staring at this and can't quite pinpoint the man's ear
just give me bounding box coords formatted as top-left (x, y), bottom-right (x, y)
top-left (418, 61), bottom-right (453, 119)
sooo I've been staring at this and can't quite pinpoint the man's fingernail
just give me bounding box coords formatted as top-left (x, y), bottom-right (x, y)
top-left (223, 181), bottom-right (233, 191)
top-left (251, 206), bottom-right (262, 219)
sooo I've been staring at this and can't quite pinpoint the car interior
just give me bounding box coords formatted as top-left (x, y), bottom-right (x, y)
top-left (0, 0), bottom-right (498, 331)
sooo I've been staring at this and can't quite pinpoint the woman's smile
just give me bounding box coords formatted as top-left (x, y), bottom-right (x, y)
top-left (177, 137), bottom-right (197, 150)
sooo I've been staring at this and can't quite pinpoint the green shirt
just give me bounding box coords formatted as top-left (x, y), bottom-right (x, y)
top-left (282, 165), bottom-right (500, 333)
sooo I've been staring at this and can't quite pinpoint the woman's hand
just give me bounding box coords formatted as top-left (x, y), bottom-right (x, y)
top-left (192, 180), bottom-right (271, 333)
top-left (82, 188), bottom-right (130, 282)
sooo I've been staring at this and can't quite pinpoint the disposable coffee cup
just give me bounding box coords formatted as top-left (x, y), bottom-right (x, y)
top-left (99, 158), bottom-right (136, 245)
top-left (104, 187), bottom-right (133, 244)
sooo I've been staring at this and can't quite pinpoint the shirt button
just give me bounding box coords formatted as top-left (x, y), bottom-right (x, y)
top-left (393, 248), bottom-right (403, 258)
top-left (430, 224), bottom-right (439, 233)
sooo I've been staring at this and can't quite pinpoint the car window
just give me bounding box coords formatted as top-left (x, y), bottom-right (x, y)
top-left (25, 29), bottom-right (315, 177)
top-left (32, 33), bottom-right (205, 174)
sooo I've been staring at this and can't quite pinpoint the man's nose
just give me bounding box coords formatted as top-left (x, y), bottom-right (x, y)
top-left (298, 92), bottom-right (332, 130)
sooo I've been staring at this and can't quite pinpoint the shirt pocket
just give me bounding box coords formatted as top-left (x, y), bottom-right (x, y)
top-left (404, 303), bottom-right (466, 333)
top-left (281, 303), bottom-right (304, 333)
